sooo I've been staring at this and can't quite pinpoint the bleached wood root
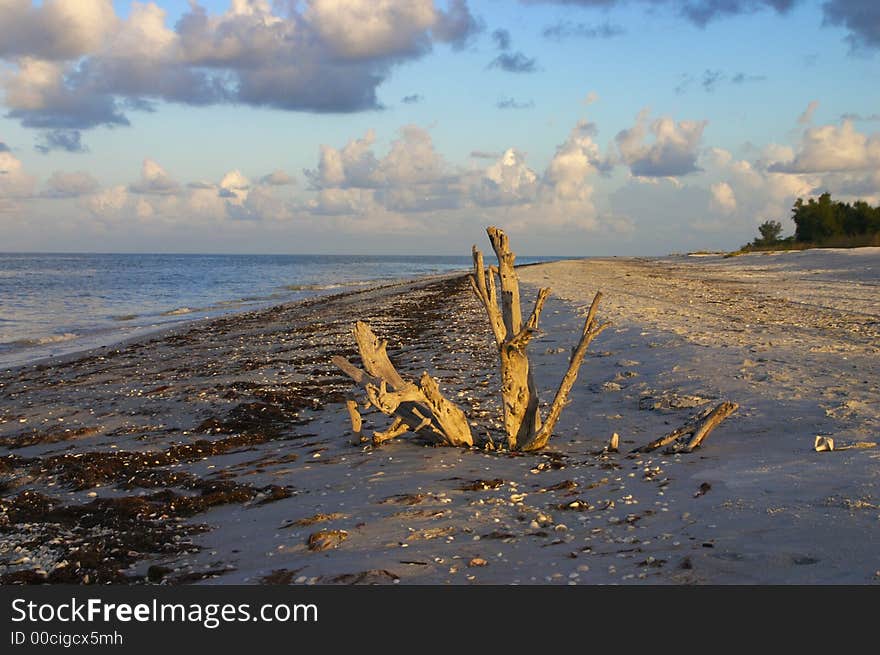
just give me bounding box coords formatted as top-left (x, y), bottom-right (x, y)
top-left (333, 323), bottom-right (473, 448)
top-left (345, 398), bottom-right (366, 445)
top-left (373, 418), bottom-right (409, 445)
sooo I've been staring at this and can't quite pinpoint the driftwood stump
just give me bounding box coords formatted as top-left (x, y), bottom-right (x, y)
top-left (470, 227), bottom-right (610, 451)
top-left (333, 226), bottom-right (609, 452)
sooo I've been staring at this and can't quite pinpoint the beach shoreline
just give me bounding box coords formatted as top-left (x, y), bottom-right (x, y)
top-left (1, 249), bottom-right (878, 585)
top-left (0, 270), bottom-right (474, 374)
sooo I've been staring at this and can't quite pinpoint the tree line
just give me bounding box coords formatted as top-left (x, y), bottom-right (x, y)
top-left (749, 193), bottom-right (880, 249)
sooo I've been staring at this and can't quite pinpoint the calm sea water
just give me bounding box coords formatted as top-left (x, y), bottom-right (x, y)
top-left (0, 253), bottom-right (555, 369)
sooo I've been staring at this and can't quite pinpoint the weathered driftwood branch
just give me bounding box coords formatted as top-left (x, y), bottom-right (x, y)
top-left (684, 401), bottom-right (739, 452)
top-left (633, 405), bottom-right (715, 453)
top-left (520, 292), bottom-right (611, 452)
top-left (470, 226), bottom-right (609, 451)
top-left (332, 322), bottom-right (473, 448)
top-left (634, 401), bottom-right (738, 453)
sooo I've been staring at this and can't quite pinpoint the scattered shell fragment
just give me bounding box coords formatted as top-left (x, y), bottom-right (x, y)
top-left (814, 436), bottom-right (834, 452)
top-left (608, 433), bottom-right (619, 453)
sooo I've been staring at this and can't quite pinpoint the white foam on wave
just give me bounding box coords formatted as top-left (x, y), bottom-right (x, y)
top-left (13, 332), bottom-right (79, 347)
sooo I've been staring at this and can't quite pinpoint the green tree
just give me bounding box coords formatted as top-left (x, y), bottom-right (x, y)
top-left (757, 220), bottom-right (783, 244)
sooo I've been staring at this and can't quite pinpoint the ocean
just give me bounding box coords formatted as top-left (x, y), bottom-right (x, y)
top-left (0, 253), bottom-right (555, 369)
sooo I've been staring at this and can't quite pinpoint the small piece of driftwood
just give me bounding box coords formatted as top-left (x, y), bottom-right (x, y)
top-left (684, 401), bottom-right (739, 452)
top-left (635, 401), bottom-right (738, 453)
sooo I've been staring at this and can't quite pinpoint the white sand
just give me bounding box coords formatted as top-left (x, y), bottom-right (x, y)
top-left (195, 247), bottom-right (879, 584)
top-left (2, 249), bottom-right (878, 584)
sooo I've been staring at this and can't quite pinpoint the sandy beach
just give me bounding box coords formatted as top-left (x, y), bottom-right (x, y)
top-left (1, 248), bottom-right (878, 585)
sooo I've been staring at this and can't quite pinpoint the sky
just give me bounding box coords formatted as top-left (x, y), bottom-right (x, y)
top-left (0, 0), bottom-right (878, 255)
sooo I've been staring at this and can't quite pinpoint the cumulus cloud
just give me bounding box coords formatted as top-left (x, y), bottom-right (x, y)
top-left (0, 0), bottom-right (117, 60)
top-left (822, 0), bottom-right (880, 51)
top-left (129, 159), bottom-right (181, 196)
top-left (615, 109), bottom-right (707, 177)
top-left (305, 125), bottom-right (450, 195)
top-left (83, 184), bottom-right (128, 219)
top-left (305, 129), bottom-right (381, 189)
top-left (471, 148), bottom-right (539, 206)
top-left (709, 181), bottom-right (736, 213)
top-left (43, 170), bottom-right (100, 198)
top-left (768, 119), bottom-right (880, 173)
top-left (544, 119), bottom-right (610, 202)
top-left (432, 0), bottom-right (484, 48)
top-left (300, 116), bottom-right (616, 232)
top-left (0, 146), bottom-right (36, 211)
top-left (0, 1), bottom-right (482, 134)
top-left (218, 169), bottom-right (250, 203)
top-left (259, 170), bottom-right (295, 186)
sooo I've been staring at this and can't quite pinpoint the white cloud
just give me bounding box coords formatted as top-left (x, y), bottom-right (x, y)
top-left (616, 108), bottom-right (707, 177)
top-left (0, 0), bottom-right (117, 60)
top-left (0, 146), bottom-right (35, 213)
top-left (709, 181), bottom-right (736, 213)
top-left (544, 119), bottom-right (607, 202)
top-left (306, 0), bottom-right (437, 59)
top-left (84, 185), bottom-right (128, 218)
top-left (306, 130), bottom-right (380, 189)
top-left (259, 170), bottom-right (295, 186)
top-left (1, 0), bottom-right (482, 136)
top-left (44, 170), bottom-right (100, 198)
top-left (472, 148), bottom-right (539, 206)
top-left (129, 159), bottom-right (181, 195)
top-left (769, 120), bottom-right (880, 173)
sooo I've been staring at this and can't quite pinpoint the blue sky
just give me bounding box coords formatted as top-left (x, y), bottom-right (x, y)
top-left (1, 1), bottom-right (878, 254)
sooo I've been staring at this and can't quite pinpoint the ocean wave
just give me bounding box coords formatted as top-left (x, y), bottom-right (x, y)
top-left (10, 333), bottom-right (79, 347)
top-left (162, 307), bottom-right (194, 316)
top-left (283, 279), bottom-right (377, 292)
top-left (112, 314), bottom-right (139, 321)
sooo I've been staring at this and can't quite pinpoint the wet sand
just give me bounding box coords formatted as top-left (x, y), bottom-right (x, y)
top-left (1, 249), bottom-right (878, 584)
